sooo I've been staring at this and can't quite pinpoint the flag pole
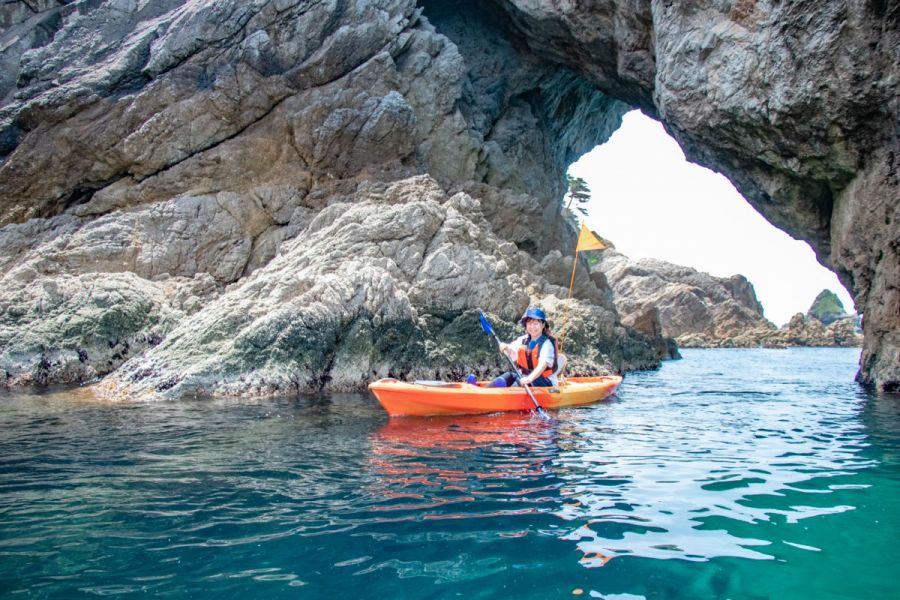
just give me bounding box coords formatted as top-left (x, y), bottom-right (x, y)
top-left (559, 224), bottom-right (607, 355)
top-left (559, 250), bottom-right (579, 355)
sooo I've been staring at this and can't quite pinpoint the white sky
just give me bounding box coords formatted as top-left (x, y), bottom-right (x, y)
top-left (568, 110), bottom-right (855, 327)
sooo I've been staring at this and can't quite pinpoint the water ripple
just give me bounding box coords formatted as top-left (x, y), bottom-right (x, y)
top-left (1, 349), bottom-right (897, 599)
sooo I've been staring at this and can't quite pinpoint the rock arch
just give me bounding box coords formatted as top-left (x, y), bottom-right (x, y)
top-left (423, 0), bottom-right (898, 390)
top-left (0, 0), bottom-right (895, 394)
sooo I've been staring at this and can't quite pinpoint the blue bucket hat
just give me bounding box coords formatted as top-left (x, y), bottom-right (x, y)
top-left (520, 307), bottom-right (547, 326)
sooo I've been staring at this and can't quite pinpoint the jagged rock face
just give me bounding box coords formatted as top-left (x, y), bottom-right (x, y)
top-left (0, 0), bottom-right (655, 395)
top-left (0, 1), bottom-right (896, 392)
top-left (597, 248), bottom-right (864, 349)
top-left (95, 176), bottom-right (658, 397)
top-left (596, 248), bottom-right (777, 346)
top-left (484, 0), bottom-right (898, 391)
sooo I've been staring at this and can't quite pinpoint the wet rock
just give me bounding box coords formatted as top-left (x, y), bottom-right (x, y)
top-left (0, 271), bottom-right (208, 385)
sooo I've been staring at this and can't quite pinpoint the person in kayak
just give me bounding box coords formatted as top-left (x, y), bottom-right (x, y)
top-left (490, 307), bottom-right (559, 387)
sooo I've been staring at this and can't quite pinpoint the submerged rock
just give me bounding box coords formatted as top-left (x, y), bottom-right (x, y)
top-left (0, 0), bottom-right (896, 393)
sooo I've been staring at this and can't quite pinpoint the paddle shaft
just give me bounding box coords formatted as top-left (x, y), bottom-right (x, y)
top-left (489, 332), bottom-right (545, 414)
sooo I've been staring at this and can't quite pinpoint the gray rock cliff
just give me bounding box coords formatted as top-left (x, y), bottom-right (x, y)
top-left (487, 0), bottom-right (896, 388)
top-left (0, 0), bottom-right (896, 393)
top-left (0, 0), bottom-right (658, 396)
top-left (596, 247), bottom-right (776, 346)
top-left (597, 248), bottom-right (863, 349)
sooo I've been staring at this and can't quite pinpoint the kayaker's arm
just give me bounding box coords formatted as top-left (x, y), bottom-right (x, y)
top-left (520, 359), bottom-right (550, 385)
top-left (498, 340), bottom-right (519, 360)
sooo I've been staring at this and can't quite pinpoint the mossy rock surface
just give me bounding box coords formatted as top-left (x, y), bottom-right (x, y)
top-left (807, 290), bottom-right (847, 325)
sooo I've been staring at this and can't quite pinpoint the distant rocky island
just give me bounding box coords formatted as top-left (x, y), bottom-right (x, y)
top-left (595, 247), bottom-right (862, 350)
top-left (0, 1), bottom-right (895, 396)
top-left (807, 290), bottom-right (854, 326)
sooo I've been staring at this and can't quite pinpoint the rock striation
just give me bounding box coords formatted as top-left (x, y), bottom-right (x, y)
top-left (0, 0), bottom-right (896, 393)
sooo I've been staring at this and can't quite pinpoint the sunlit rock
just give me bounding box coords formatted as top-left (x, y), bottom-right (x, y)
top-left (595, 247), bottom-right (777, 347)
top-left (97, 176), bottom-right (654, 397)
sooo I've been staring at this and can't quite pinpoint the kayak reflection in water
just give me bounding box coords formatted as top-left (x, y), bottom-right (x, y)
top-left (491, 307), bottom-right (565, 388)
top-left (367, 412), bottom-right (562, 500)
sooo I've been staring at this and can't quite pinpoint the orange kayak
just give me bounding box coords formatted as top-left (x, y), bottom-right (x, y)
top-left (368, 376), bottom-right (622, 417)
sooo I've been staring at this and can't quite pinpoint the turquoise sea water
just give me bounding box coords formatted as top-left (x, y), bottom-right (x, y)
top-left (1, 348), bottom-right (898, 599)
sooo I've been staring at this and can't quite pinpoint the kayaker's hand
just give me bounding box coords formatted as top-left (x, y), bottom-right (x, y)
top-left (499, 342), bottom-right (509, 353)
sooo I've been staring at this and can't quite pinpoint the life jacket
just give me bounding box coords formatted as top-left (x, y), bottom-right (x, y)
top-left (516, 334), bottom-right (558, 378)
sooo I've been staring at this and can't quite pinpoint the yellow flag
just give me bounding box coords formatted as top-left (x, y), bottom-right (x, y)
top-left (575, 223), bottom-right (607, 252)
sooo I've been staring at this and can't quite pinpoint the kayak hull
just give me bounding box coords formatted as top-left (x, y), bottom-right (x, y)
top-left (368, 376), bottom-right (622, 417)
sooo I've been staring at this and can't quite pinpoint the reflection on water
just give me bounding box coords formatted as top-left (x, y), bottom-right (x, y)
top-left (1, 348), bottom-right (898, 599)
top-left (368, 414), bottom-right (561, 521)
top-left (366, 389), bottom-right (874, 570)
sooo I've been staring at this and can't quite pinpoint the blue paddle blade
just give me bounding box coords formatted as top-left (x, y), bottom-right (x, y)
top-left (479, 312), bottom-right (494, 336)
